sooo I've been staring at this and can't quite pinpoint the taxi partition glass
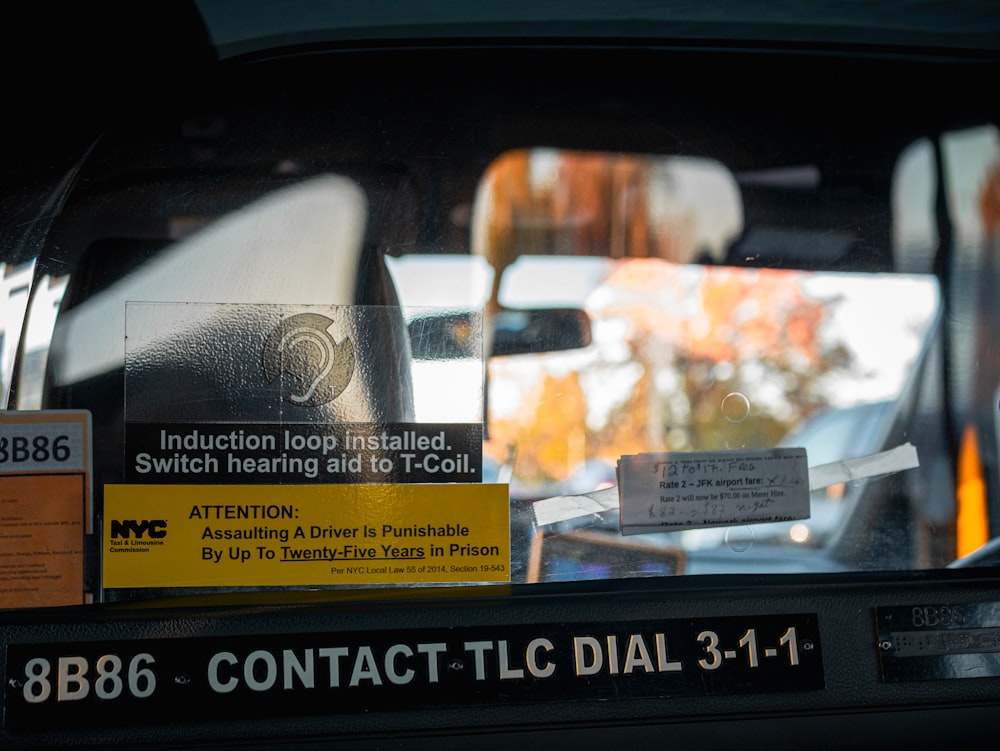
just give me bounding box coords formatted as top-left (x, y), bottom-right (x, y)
top-left (0, 45), bottom-right (998, 605)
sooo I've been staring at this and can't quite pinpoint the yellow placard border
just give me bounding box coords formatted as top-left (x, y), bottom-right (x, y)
top-left (103, 483), bottom-right (510, 589)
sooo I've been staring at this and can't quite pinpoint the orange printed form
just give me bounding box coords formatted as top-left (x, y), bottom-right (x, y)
top-left (0, 410), bottom-right (92, 609)
top-left (103, 483), bottom-right (510, 589)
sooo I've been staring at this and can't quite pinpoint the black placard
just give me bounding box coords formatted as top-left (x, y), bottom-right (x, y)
top-left (5, 614), bottom-right (822, 730)
top-left (875, 602), bottom-right (1000, 681)
top-left (124, 421), bottom-right (483, 484)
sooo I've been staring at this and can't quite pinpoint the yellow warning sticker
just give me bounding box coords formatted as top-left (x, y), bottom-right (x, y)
top-left (103, 484), bottom-right (510, 588)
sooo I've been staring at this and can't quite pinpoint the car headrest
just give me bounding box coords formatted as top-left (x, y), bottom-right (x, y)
top-left (43, 175), bottom-right (414, 488)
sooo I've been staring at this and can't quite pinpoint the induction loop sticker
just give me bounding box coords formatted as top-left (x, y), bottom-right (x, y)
top-left (532, 443), bottom-right (920, 531)
top-left (262, 312), bottom-right (356, 407)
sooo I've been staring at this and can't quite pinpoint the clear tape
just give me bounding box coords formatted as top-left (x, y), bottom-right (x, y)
top-left (532, 442), bottom-right (919, 529)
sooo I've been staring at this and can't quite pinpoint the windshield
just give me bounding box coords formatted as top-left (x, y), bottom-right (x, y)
top-left (385, 149), bottom-right (947, 580)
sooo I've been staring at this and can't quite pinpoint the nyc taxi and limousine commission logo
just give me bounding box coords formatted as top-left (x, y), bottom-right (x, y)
top-left (262, 313), bottom-right (355, 407)
top-left (108, 518), bottom-right (168, 553)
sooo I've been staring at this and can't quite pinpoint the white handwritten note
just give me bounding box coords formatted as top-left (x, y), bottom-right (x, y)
top-left (618, 448), bottom-right (810, 535)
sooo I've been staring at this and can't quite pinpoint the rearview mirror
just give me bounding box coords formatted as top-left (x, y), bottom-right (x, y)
top-left (492, 307), bottom-right (592, 357)
top-left (408, 307), bottom-right (591, 360)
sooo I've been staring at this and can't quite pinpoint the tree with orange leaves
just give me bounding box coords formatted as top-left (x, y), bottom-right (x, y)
top-left (588, 260), bottom-right (850, 456)
top-left (478, 150), bottom-right (849, 490)
top-left (485, 258), bottom-right (850, 488)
